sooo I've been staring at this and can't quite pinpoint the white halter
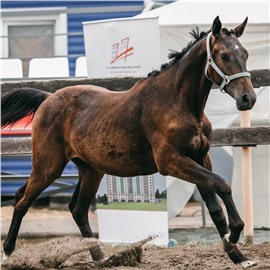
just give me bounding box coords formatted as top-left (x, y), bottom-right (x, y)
top-left (205, 32), bottom-right (251, 93)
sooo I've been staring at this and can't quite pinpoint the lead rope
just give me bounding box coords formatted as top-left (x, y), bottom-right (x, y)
top-left (205, 32), bottom-right (251, 93)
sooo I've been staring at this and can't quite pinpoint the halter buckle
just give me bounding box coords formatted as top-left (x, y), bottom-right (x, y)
top-left (224, 75), bottom-right (230, 85)
top-left (207, 57), bottom-right (213, 65)
top-left (220, 88), bottom-right (226, 93)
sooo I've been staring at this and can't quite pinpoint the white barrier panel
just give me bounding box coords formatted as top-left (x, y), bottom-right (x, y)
top-left (96, 174), bottom-right (168, 246)
top-left (166, 176), bottom-right (195, 218)
top-left (97, 209), bottom-right (168, 246)
top-left (83, 17), bottom-right (160, 78)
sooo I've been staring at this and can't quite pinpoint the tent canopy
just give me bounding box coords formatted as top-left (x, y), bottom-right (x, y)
top-left (138, 1), bottom-right (269, 26)
top-left (137, 1), bottom-right (270, 69)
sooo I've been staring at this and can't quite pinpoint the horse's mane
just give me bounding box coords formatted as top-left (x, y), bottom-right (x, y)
top-left (148, 27), bottom-right (210, 77)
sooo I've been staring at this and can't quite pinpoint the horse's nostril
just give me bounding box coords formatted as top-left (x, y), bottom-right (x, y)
top-left (242, 94), bottom-right (250, 105)
top-left (237, 93), bottom-right (256, 111)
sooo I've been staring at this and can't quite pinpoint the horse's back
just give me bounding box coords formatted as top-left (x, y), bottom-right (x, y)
top-left (32, 84), bottom-right (126, 141)
top-left (34, 84), bottom-right (122, 121)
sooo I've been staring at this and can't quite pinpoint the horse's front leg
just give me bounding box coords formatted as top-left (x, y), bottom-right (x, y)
top-left (196, 154), bottom-right (230, 238)
top-left (197, 185), bottom-right (255, 267)
top-left (153, 146), bottom-right (256, 267)
top-left (196, 154), bottom-right (256, 267)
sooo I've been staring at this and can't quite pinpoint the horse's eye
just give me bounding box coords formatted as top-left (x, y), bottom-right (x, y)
top-left (220, 53), bottom-right (229, 61)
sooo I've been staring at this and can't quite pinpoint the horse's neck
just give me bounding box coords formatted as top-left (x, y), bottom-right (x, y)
top-left (175, 40), bottom-right (212, 119)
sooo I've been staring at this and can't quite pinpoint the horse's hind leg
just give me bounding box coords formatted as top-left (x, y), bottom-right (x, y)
top-left (68, 180), bottom-right (81, 213)
top-left (14, 183), bottom-right (27, 204)
top-left (71, 159), bottom-right (103, 237)
top-left (3, 154), bottom-right (66, 256)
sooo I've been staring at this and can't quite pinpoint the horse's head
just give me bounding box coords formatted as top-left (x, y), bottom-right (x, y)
top-left (206, 16), bottom-right (256, 111)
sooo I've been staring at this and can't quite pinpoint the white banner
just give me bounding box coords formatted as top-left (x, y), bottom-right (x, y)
top-left (83, 17), bottom-right (160, 78)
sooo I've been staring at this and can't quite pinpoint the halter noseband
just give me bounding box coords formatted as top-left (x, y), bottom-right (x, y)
top-left (205, 32), bottom-right (251, 93)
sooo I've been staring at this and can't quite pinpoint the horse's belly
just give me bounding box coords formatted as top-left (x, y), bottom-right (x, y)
top-left (92, 152), bottom-right (157, 177)
top-left (104, 160), bottom-right (157, 177)
top-left (77, 136), bottom-right (157, 177)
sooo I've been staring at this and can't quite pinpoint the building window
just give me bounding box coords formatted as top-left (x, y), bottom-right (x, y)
top-left (136, 176), bottom-right (140, 194)
top-left (120, 177), bottom-right (125, 194)
top-left (128, 178), bottom-right (133, 194)
top-left (1, 8), bottom-right (67, 77)
top-left (8, 24), bottom-right (54, 77)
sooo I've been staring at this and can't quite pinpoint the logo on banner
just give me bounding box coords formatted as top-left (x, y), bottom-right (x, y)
top-left (106, 36), bottom-right (140, 75)
top-left (110, 37), bottom-right (134, 64)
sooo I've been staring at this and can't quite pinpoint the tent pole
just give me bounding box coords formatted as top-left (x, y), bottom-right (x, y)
top-left (240, 110), bottom-right (254, 245)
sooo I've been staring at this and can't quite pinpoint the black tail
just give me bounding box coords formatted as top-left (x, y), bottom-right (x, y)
top-left (1, 88), bottom-right (51, 128)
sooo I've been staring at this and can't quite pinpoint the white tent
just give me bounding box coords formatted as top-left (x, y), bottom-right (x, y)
top-left (138, 1), bottom-right (269, 66)
top-left (137, 1), bottom-right (270, 227)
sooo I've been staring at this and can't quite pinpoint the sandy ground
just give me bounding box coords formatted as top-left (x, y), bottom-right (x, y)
top-left (1, 203), bottom-right (270, 269)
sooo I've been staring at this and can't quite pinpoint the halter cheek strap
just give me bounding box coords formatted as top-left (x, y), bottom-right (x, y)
top-left (205, 32), bottom-right (251, 93)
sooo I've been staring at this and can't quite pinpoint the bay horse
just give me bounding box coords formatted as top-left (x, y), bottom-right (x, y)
top-left (2, 16), bottom-right (257, 268)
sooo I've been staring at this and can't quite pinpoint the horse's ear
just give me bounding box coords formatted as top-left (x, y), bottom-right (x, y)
top-left (211, 16), bottom-right (222, 37)
top-left (234, 17), bottom-right (248, 38)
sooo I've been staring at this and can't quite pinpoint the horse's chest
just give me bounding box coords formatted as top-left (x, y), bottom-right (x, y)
top-left (188, 127), bottom-right (210, 155)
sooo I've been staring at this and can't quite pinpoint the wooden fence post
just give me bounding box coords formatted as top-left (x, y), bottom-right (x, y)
top-left (240, 110), bottom-right (254, 245)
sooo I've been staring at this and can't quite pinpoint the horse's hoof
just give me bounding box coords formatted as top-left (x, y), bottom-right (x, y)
top-left (240, 260), bottom-right (257, 269)
top-left (1, 253), bottom-right (8, 265)
top-left (3, 246), bottom-right (14, 257)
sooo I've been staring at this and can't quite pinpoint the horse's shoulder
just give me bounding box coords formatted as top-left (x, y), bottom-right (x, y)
top-left (201, 114), bottom-right (212, 133)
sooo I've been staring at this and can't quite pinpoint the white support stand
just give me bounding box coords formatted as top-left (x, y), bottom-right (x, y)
top-left (240, 111), bottom-right (254, 244)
